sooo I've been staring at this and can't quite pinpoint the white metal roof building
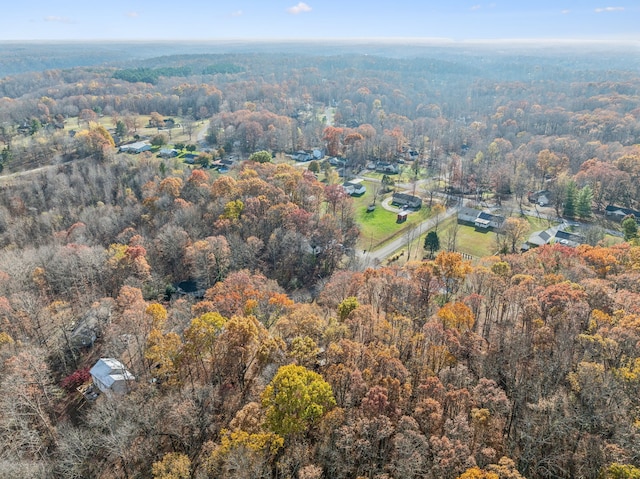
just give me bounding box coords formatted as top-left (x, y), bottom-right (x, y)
top-left (90, 358), bottom-right (135, 395)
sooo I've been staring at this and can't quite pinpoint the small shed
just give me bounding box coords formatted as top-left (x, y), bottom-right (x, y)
top-left (397, 211), bottom-right (408, 223)
top-left (90, 358), bottom-right (135, 395)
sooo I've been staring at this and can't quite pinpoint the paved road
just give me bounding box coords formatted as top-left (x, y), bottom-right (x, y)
top-left (357, 203), bottom-right (460, 269)
top-left (196, 119), bottom-right (211, 146)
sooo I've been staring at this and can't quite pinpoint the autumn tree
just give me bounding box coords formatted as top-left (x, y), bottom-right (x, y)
top-left (75, 122), bottom-right (115, 161)
top-left (149, 112), bottom-right (165, 127)
top-left (261, 364), bottom-right (336, 436)
top-left (79, 108), bottom-right (98, 126)
top-left (456, 467), bottom-right (499, 479)
top-left (437, 301), bottom-right (475, 332)
top-left (322, 126), bottom-right (344, 157)
top-left (152, 452), bottom-right (191, 479)
top-left (151, 133), bottom-right (168, 147)
top-left (209, 313), bottom-right (282, 390)
top-left (496, 217), bottom-right (529, 254)
top-left (600, 463), bottom-right (640, 479)
top-left (145, 328), bottom-right (183, 387)
top-left (338, 296), bottom-right (359, 321)
top-left (537, 148), bottom-right (568, 186)
top-left (182, 311), bottom-right (226, 381)
top-left (205, 427), bottom-right (284, 479)
top-left (185, 235), bottom-right (231, 289)
top-left (434, 251), bottom-right (472, 302)
top-left (248, 150), bottom-right (272, 163)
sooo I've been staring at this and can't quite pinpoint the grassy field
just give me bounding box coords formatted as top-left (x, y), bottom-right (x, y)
top-left (356, 206), bottom-right (431, 250)
top-left (395, 212), bottom-right (565, 266)
top-left (88, 114), bottom-right (206, 147)
top-left (433, 217), bottom-right (498, 258)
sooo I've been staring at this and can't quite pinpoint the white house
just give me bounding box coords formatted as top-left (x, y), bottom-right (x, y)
top-left (90, 358), bottom-right (135, 395)
top-left (119, 141), bottom-right (151, 154)
top-left (342, 178), bottom-right (366, 196)
top-left (457, 207), bottom-right (504, 230)
top-left (527, 225), bottom-right (584, 248)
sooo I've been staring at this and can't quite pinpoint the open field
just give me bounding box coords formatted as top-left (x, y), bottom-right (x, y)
top-left (351, 185), bottom-right (432, 250)
top-left (435, 217), bottom-right (498, 258)
top-left (393, 212), bottom-right (570, 267)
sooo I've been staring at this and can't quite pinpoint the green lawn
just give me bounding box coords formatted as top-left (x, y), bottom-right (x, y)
top-left (432, 218), bottom-right (498, 258)
top-left (401, 213), bottom-right (561, 264)
top-left (352, 183), bottom-right (431, 249)
top-left (524, 214), bottom-right (556, 232)
top-left (603, 234), bottom-right (624, 246)
top-left (356, 205), bottom-right (431, 250)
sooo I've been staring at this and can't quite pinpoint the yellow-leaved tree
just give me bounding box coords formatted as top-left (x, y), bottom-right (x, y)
top-left (261, 364), bottom-right (336, 436)
top-left (151, 452), bottom-right (190, 479)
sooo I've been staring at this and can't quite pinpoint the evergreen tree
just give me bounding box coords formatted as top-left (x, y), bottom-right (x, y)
top-left (622, 216), bottom-right (638, 241)
top-left (115, 120), bottom-right (127, 139)
top-left (308, 160), bottom-right (320, 174)
top-left (563, 180), bottom-right (577, 218)
top-left (424, 230), bottom-right (440, 257)
top-left (576, 185), bottom-right (593, 219)
top-left (29, 118), bottom-right (42, 135)
top-left (0, 146), bottom-right (11, 170)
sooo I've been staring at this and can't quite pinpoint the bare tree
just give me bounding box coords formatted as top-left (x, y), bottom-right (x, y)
top-left (444, 220), bottom-right (459, 252)
top-left (182, 116), bottom-right (196, 142)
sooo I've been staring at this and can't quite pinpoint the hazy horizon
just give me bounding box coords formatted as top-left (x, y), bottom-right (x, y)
top-left (3, 1), bottom-right (639, 43)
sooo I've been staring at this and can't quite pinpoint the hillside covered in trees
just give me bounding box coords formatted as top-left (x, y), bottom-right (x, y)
top-left (0, 42), bottom-right (640, 479)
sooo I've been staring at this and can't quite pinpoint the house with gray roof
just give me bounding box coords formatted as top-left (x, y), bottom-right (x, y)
top-left (457, 207), bottom-right (504, 230)
top-left (342, 178), bottom-right (366, 196)
top-left (119, 141), bottom-right (151, 154)
top-left (476, 211), bottom-right (505, 229)
top-left (392, 192), bottom-right (422, 209)
top-left (90, 358), bottom-right (135, 395)
top-left (458, 207), bottom-right (482, 224)
top-left (605, 205), bottom-right (640, 223)
top-left (527, 225), bottom-right (585, 249)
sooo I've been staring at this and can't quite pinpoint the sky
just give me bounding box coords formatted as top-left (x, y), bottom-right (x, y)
top-left (1, 1), bottom-right (639, 43)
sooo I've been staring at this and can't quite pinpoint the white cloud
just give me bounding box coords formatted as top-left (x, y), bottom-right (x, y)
top-left (125, 11), bottom-right (140, 18)
top-left (287, 2), bottom-right (312, 15)
top-left (561, 9), bottom-right (571, 14)
top-left (470, 3), bottom-right (496, 11)
top-left (231, 10), bottom-right (243, 17)
top-left (594, 6), bottom-right (625, 13)
top-left (44, 15), bottom-right (73, 24)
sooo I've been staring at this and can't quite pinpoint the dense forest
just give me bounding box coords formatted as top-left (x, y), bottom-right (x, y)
top-left (0, 42), bottom-right (640, 479)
